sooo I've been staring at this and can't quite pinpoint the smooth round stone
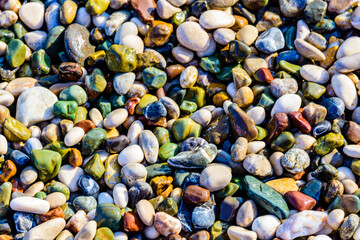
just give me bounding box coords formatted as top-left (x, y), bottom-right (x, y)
top-left (16, 86), bottom-right (58, 126)
top-left (127, 120), bottom-right (144, 145)
top-left (251, 215), bottom-right (281, 240)
top-left (58, 164), bottom-right (85, 192)
top-left (336, 36), bottom-right (360, 59)
top-left (331, 74), bottom-right (358, 110)
top-left (333, 52), bottom-right (360, 73)
top-left (64, 127), bottom-right (85, 147)
top-left (74, 220), bottom-right (97, 240)
top-left (243, 154), bottom-right (272, 177)
top-left (236, 200), bottom-right (257, 227)
top-left (0, 134), bottom-right (8, 155)
top-left (227, 226), bottom-right (257, 240)
top-left (73, 195), bottom-right (97, 213)
top-left (172, 45), bottom-right (194, 64)
top-left (143, 101), bottom-right (167, 122)
top-left (45, 3), bottom-right (61, 31)
top-left (113, 72), bottom-right (135, 95)
top-left (270, 78), bottom-right (298, 98)
top-left (98, 192), bottom-right (113, 205)
top-left (343, 145), bottom-right (360, 158)
top-left (121, 163), bottom-right (147, 187)
top-left (114, 22), bottom-right (138, 44)
top-left (136, 199), bottom-right (155, 226)
top-left (24, 218), bottom-right (66, 240)
top-left (24, 181), bottom-right (44, 196)
top-left (246, 106), bottom-right (265, 125)
top-left (200, 164), bottom-right (232, 192)
top-left (113, 183), bottom-right (128, 208)
top-left (105, 10), bottom-right (131, 36)
top-left (176, 22), bottom-right (211, 51)
top-left (119, 35), bottom-right (144, 54)
top-left (294, 38), bottom-right (325, 61)
top-left (5, 77), bottom-right (37, 97)
top-left (103, 109), bottom-right (128, 129)
top-left (24, 31), bottom-right (47, 51)
top-left (0, 90), bottom-right (14, 106)
top-left (276, 210), bottom-right (327, 239)
top-left (321, 97), bottom-right (345, 120)
top-left (139, 130), bottom-right (159, 164)
top-left (281, 148), bottom-right (310, 174)
top-left (75, 7), bottom-right (91, 27)
top-left (20, 166), bottom-right (38, 185)
top-left (199, 10), bottom-right (235, 30)
top-left (19, 2), bottom-right (44, 30)
top-left (327, 209), bottom-right (345, 230)
top-left (236, 25), bottom-right (258, 46)
top-left (180, 66), bottom-right (198, 88)
top-left (92, 12), bottom-right (109, 28)
top-left (213, 28), bottom-right (235, 45)
top-left (45, 192), bottom-right (66, 209)
top-left (271, 94), bottom-right (302, 117)
top-left (154, 212), bottom-right (181, 237)
top-left (117, 144), bottom-right (144, 166)
top-left (190, 109), bottom-right (212, 127)
top-left (0, 10), bottom-right (17, 28)
top-left (340, 214), bottom-right (359, 240)
top-left (247, 141), bottom-right (266, 154)
top-left (293, 134), bottom-right (316, 150)
top-left (297, 20), bottom-right (310, 39)
top-left (300, 65), bottom-right (329, 84)
top-left (10, 197), bottom-right (50, 214)
top-left (255, 27), bottom-right (284, 54)
top-left (352, 6), bottom-right (360, 30)
top-left (156, 0), bottom-right (181, 19)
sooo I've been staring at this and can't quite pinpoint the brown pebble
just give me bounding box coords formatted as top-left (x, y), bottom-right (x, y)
top-left (166, 64), bottom-right (185, 79)
top-left (284, 191), bottom-right (316, 211)
top-left (74, 120), bottom-right (96, 133)
top-left (289, 111), bottom-right (312, 134)
top-left (39, 207), bottom-right (65, 222)
top-left (266, 113), bottom-right (289, 143)
top-left (58, 62), bottom-right (83, 82)
top-left (68, 148), bottom-right (83, 167)
top-left (123, 212), bottom-right (144, 232)
top-left (344, 121), bottom-right (360, 144)
top-left (130, 0), bottom-right (156, 22)
top-left (189, 230), bottom-right (211, 240)
top-left (182, 185), bottom-right (210, 205)
top-left (125, 98), bottom-right (140, 115)
top-left (0, 160), bottom-right (16, 184)
top-left (11, 179), bottom-right (23, 193)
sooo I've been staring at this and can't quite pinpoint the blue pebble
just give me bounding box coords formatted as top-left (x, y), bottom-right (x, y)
top-left (192, 198), bottom-right (216, 230)
top-left (177, 199), bottom-right (195, 232)
top-left (13, 212), bottom-right (35, 233)
top-left (312, 120), bottom-right (332, 138)
top-left (10, 150), bottom-right (30, 168)
top-left (77, 175), bottom-right (100, 197)
top-left (277, 50), bottom-right (301, 64)
top-left (24, 138), bottom-right (43, 155)
top-left (143, 101), bottom-right (167, 122)
top-left (255, 27), bottom-right (285, 54)
top-left (182, 173), bottom-right (201, 189)
top-left (128, 182), bottom-right (153, 208)
top-left (321, 97), bottom-right (345, 120)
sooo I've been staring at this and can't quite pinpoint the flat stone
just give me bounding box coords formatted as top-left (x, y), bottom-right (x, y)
top-left (176, 22), bottom-right (210, 52)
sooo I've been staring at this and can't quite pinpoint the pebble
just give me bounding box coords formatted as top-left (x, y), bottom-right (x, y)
top-left (24, 218), bottom-right (66, 240)
top-left (243, 154), bottom-right (273, 177)
top-left (251, 215), bottom-right (281, 240)
top-left (255, 27), bottom-right (284, 54)
top-left (213, 28), bottom-right (236, 45)
top-left (19, 2), bottom-right (44, 30)
top-left (64, 127), bottom-right (85, 147)
top-left (136, 199), bottom-right (155, 226)
top-left (113, 72), bottom-right (136, 95)
top-left (271, 94), bottom-right (302, 116)
top-left (200, 165), bottom-right (231, 192)
top-left (10, 197), bottom-right (50, 214)
top-left (331, 74), bottom-right (358, 110)
top-left (300, 65), bottom-right (329, 84)
top-left (156, 0), bottom-right (181, 19)
top-left (154, 212), bottom-right (181, 237)
top-left (236, 25), bottom-right (258, 46)
top-left (74, 220), bottom-right (97, 240)
top-left (246, 107), bottom-right (265, 125)
top-left (227, 226), bottom-right (257, 240)
top-left (172, 45), bottom-right (194, 64)
top-left (343, 145), bottom-right (360, 158)
top-left (236, 200), bottom-right (257, 227)
top-left (19, 166), bottom-right (38, 185)
top-left (295, 39), bottom-right (325, 61)
top-left (45, 192), bottom-right (67, 209)
top-left (58, 165), bottom-right (85, 192)
top-left (176, 22), bottom-right (211, 51)
top-left (199, 10), bottom-right (235, 30)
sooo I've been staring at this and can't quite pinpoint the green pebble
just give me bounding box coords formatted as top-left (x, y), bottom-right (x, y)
top-left (105, 44), bottom-right (137, 73)
top-left (34, 191), bottom-right (47, 200)
top-left (97, 40), bottom-right (112, 52)
top-left (156, 197), bottom-right (178, 216)
top-left (73, 196), bottom-right (97, 213)
top-left (61, 203), bottom-right (75, 220)
top-left (94, 203), bottom-right (122, 231)
top-left (180, 100), bottom-right (198, 115)
top-left (0, 29), bottom-right (14, 43)
top-left (146, 163), bottom-right (173, 179)
top-left (184, 87), bottom-right (206, 108)
top-left (285, 26), bottom-right (296, 50)
top-left (229, 40), bottom-right (251, 62)
top-left (271, 131), bottom-right (295, 152)
top-left (53, 100), bottom-right (78, 120)
top-left (109, 93), bottom-right (126, 109)
top-left (351, 159), bottom-right (360, 176)
top-left (97, 96), bottom-right (111, 117)
top-left (73, 106), bottom-right (88, 124)
top-left (304, 0), bottom-right (327, 24)
top-left (95, 227), bottom-right (114, 240)
top-left (43, 141), bottom-right (71, 160)
top-left (3, 117), bottom-right (31, 142)
top-left (200, 56), bottom-right (221, 74)
top-left (216, 182), bottom-right (240, 198)
top-left (5, 39), bottom-right (26, 68)
top-left (302, 82), bottom-right (326, 100)
top-left (85, 68), bottom-right (107, 99)
top-left (142, 67), bottom-right (167, 89)
top-left (277, 60), bottom-right (301, 79)
top-left (84, 153), bottom-right (105, 180)
top-left (312, 19), bottom-right (335, 33)
top-left (328, 195), bottom-right (360, 214)
top-left (82, 128), bottom-right (107, 156)
top-left (30, 149), bottom-right (62, 182)
top-left (172, 10), bottom-right (188, 26)
top-left (44, 26), bottom-right (65, 59)
top-left (59, 85), bottom-right (88, 105)
top-left (0, 182), bottom-right (12, 218)
top-left (257, 93), bottom-right (275, 112)
top-left (172, 118), bottom-right (193, 142)
top-left (44, 181), bottom-right (70, 200)
top-left (31, 49), bottom-right (51, 75)
top-left (313, 132), bottom-right (345, 156)
top-left (85, 0), bottom-right (110, 15)
top-left (210, 221), bottom-right (230, 240)
top-left (153, 127), bottom-right (171, 146)
top-left (216, 64), bottom-right (239, 82)
top-left (159, 143), bottom-right (180, 161)
top-left (255, 126), bottom-right (268, 140)
top-left (13, 22), bottom-right (28, 40)
top-left (242, 175), bottom-right (289, 219)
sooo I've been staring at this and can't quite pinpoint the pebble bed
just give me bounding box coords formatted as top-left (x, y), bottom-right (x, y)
top-left (0, 0), bottom-right (360, 239)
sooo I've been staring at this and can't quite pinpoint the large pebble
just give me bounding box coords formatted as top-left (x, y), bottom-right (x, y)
top-left (199, 10), bottom-right (235, 30)
top-left (113, 183), bottom-right (128, 208)
top-left (19, 2), bottom-right (44, 30)
top-left (336, 36), bottom-right (360, 59)
top-left (227, 226), bottom-right (257, 240)
top-left (255, 27), bottom-right (284, 54)
top-left (117, 144), bottom-right (144, 166)
top-left (300, 65), bottom-right (329, 84)
top-left (331, 74), bottom-right (358, 110)
top-left (200, 164), bottom-right (232, 192)
top-left (343, 145), bottom-right (360, 158)
top-left (58, 165), bottom-right (85, 192)
top-left (64, 127), bottom-right (85, 147)
top-left (10, 197), bottom-right (50, 214)
top-left (271, 94), bottom-right (302, 116)
top-left (113, 72), bottom-right (136, 95)
top-left (176, 22), bottom-right (211, 51)
top-left (139, 130), bottom-right (159, 164)
top-left (23, 218), bottom-right (66, 240)
top-left (103, 109), bottom-right (128, 129)
top-left (252, 215), bottom-right (281, 240)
